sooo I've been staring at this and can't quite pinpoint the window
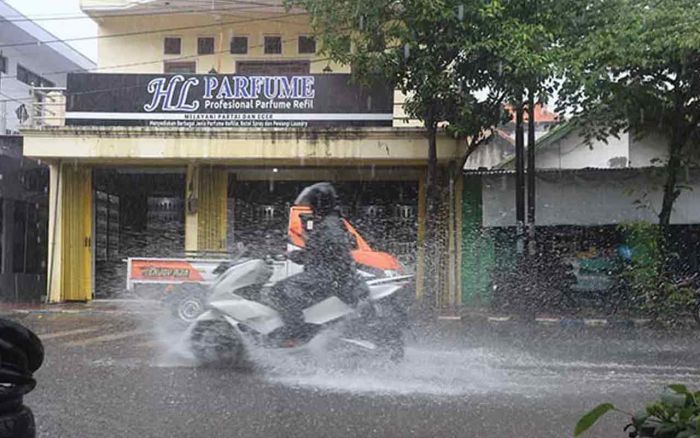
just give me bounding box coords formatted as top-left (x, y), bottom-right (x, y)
top-left (230, 36), bottom-right (248, 55)
top-left (198, 37), bottom-right (215, 55)
top-left (16, 64), bottom-right (54, 87)
top-left (164, 61), bottom-right (196, 74)
top-left (264, 36), bottom-right (282, 55)
top-left (0, 54), bottom-right (7, 74)
top-left (298, 36), bottom-right (316, 54)
top-left (164, 37), bottom-right (181, 55)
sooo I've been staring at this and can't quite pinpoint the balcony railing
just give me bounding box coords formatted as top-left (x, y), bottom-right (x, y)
top-left (21, 87), bottom-right (67, 128)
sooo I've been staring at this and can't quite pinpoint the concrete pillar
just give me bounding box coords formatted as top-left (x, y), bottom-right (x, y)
top-left (46, 163), bottom-right (63, 303)
top-left (185, 165), bottom-right (228, 254)
top-left (184, 164), bottom-right (199, 253)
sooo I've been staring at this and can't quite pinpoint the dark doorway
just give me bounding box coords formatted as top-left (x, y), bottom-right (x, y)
top-left (93, 168), bottom-right (186, 298)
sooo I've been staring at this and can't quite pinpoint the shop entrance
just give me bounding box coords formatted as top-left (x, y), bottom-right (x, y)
top-left (233, 180), bottom-right (419, 270)
top-left (93, 168), bottom-right (186, 298)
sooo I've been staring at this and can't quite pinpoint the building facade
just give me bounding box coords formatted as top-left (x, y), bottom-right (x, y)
top-left (0, 1), bottom-right (95, 134)
top-left (0, 2), bottom-right (95, 302)
top-left (21, 1), bottom-right (466, 305)
top-left (460, 121), bottom-right (700, 305)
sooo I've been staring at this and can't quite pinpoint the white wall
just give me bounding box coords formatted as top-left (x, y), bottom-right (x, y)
top-left (482, 169), bottom-right (700, 227)
top-left (0, 2), bottom-right (95, 134)
top-left (464, 135), bottom-right (512, 170)
top-left (536, 128), bottom-right (630, 169)
top-left (629, 132), bottom-right (669, 167)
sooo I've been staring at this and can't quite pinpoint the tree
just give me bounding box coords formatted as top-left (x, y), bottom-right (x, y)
top-left (286, 0), bottom-right (508, 304)
top-left (557, 0), bottom-right (700, 227)
top-left (480, 0), bottom-right (567, 255)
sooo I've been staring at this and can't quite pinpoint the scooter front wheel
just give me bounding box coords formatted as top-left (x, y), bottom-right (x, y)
top-left (190, 319), bottom-right (248, 369)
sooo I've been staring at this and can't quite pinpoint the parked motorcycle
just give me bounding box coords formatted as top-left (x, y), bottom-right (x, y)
top-left (187, 249), bottom-right (413, 367)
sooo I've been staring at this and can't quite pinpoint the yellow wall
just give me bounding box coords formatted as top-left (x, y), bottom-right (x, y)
top-left (184, 165), bottom-right (228, 253)
top-left (23, 128), bottom-right (462, 164)
top-left (47, 164), bottom-right (93, 303)
top-left (95, 13), bottom-right (347, 75)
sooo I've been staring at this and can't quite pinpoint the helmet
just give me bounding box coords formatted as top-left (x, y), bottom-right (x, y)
top-left (294, 182), bottom-right (338, 217)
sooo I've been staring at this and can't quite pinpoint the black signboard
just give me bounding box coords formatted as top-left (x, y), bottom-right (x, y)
top-left (65, 73), bottom-right (394, 128)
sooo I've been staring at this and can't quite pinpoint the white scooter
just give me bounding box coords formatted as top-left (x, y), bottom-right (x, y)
top-left (188, 251), bottom-right (413, 367)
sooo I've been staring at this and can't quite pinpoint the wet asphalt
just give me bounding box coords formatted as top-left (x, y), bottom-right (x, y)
top-left (5, 308), bottom-right (700, 438)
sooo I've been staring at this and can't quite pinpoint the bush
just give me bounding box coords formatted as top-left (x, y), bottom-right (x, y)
top-left (575, 385), bottom-right (700, 437)
top-left (619, 222), bottom-right (694, 325)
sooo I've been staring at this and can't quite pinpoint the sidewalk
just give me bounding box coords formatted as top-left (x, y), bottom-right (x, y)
top-left (0, 299), bottom-right (163, 316)
top-left (438, 309), bottom-right (653, 329)
top-left (0, 300), bottom-right (688, 329)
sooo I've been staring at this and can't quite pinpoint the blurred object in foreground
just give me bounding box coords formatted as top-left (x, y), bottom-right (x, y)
top-left (0, 319), bottom-right (44, 438)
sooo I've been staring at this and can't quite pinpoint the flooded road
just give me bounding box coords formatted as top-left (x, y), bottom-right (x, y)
top-left (9, 308), bottom-right (700, 437)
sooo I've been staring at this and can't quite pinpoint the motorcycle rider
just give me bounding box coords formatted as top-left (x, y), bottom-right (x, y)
top-left (269, 182), bottom-right (364, 339)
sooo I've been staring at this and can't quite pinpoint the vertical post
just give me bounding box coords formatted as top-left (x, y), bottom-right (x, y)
top-left (47, 163), bottom-right (63, 303)
top-left (1, 199), bottom-right (14, 275)
top-left (515, 99), bottom-right (525, 254)
top-left (455, 174), bottom-right (464, 307)
top-left (185, 164), bottom-right (199, 253)
top-left (527, 92), bottom-right (537, 256)
top-left (0, 68), bottom-right (5, 134)
top-left (447, 163), bottom-right (457, 312)
top-left (415, 171), bottom-right (427, 300)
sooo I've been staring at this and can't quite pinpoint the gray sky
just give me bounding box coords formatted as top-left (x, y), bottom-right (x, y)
top-left (5, 0), bottom-right (97, 61)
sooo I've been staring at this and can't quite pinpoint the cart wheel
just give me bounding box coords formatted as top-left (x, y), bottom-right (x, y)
top-left (165, 284), bottom-right (207, 323)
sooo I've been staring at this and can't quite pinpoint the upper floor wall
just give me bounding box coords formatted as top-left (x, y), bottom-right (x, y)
top-left (85, 7), bottom-right (346, 75)
top-left (81, 0), bottom-right (284, 11)
top-left (76, 5), bottom-right (423, 127)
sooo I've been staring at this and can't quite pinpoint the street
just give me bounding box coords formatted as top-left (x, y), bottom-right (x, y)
top-left (4, 306), bottom-right (699, 438)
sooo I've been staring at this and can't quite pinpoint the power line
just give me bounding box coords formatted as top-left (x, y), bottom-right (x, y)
top-left (0, 90), bottom-right (27, 104)
top-left (0, 9), bottom-right (343, 84)
top-left (0, 14), bottom-right (320, 83)
top-left (0, 0), bottom-right (288, 23)
top-left (0, 11), bottom-right (307, 49)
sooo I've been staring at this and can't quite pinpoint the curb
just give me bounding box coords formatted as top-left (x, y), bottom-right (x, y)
top-left (479, 315), bottom-right (652, 328)
top-left (2, 308), bottom-right (162, 316)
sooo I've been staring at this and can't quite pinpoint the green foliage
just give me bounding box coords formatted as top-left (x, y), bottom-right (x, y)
top-left (574, 403), bottom-right (616, 437)
top-left (619, 222), bottom-right (695, 324)
top-left (575, 385), bottom-right (700, 437)
top-left (558, 0), bottom-right (700, 225)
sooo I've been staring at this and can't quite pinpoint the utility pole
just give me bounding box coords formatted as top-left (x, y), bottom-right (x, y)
top-left (515, 98), bottom-right (525, 255)
top-left (527, 90), bottom-right (536, 256)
